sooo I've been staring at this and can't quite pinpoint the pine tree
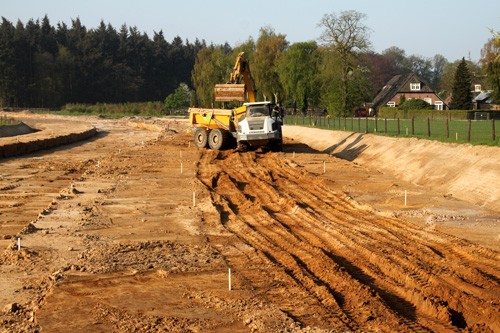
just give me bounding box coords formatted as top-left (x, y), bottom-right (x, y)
top-left (450, 57), bottom-right (472, 110)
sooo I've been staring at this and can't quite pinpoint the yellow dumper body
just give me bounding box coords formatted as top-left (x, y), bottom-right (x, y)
top-left (189, 105), bottom-right (247, 131)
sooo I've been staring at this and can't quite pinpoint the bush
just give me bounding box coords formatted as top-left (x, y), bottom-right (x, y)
top-left (399, 99), bottom-right (434, 110)
top-left (378, 107), bottom-right (473, 120)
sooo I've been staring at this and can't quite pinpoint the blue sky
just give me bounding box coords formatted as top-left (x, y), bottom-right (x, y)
top-left (2, 0), bottom-right (499, 62)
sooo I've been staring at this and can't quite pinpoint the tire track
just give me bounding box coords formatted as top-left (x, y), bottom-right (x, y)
top-left (197, 149), bottom-right (500, 332)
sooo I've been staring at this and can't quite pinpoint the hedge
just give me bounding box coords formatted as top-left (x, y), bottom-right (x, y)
top-left (378, 107), bottom-right (500, 120)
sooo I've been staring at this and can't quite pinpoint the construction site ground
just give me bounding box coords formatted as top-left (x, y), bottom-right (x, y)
top-left (0, 112), bottom-right (499, 332)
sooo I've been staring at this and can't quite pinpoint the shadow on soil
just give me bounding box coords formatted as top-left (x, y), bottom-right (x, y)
top-left (284, 133), bottom-right (368, 162)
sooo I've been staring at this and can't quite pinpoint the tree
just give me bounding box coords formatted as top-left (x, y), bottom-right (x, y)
top-left (318, 10), bottom-right (371, 116)
top-left (450, 58), bottom-right (473, 110)
top-left (430, 54), bottom-right (448, 91)
top-left (363, 52), bottom-right (400, 94)
top-left (191, 46), bottom-right (232, 108)
top-left (438, 59), bottom-right (481, 100)
top-left (253, 26), bottom-right (288, 103)
top-left (382, 46), bottom-right (409, 72)
top-left (480, 30), bottom-right (500, 103)
top-left (164, 83), bottom-right (190, 109)
top-left (277, 41), bottom-right (319, 113)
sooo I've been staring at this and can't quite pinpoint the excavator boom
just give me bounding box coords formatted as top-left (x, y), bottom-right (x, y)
top-left (214, 52), bottom-right (257, 103)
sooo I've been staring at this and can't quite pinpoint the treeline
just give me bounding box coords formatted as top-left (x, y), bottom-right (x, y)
top-left (191, 25), bottom-right (456, 115)
top-left (0, 16), bottom-right (204, 107)
top-left (1, 14), bottom-right (496, 115)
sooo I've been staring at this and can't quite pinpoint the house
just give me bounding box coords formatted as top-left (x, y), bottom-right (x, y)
top-left (473, 92), bottom-right (500, 111)
top-left (367, 73), bottom-right (447, 114)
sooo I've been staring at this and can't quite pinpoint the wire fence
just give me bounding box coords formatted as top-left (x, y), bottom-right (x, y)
top-left (283, 115), bottom-right (500, 146)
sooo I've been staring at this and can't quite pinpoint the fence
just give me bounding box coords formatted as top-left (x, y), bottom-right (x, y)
top-left (283, 115), bottom-right (500, 146)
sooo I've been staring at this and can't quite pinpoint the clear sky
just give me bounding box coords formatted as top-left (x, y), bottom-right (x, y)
top-left (1, 0), bottom-right (499, 63)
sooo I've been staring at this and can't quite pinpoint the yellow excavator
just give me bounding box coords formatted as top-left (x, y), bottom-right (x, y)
top-left (214, 52), bottom-right (257, 103)
top-left (189, 52), bottom-right (282, 151)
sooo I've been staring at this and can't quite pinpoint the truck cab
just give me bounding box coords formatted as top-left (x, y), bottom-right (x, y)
top-left (236, 102), bottom-right (282, 151)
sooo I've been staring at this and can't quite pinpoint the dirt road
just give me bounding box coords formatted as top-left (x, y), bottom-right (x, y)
top-left (1, 114), bottom-right (499, 332)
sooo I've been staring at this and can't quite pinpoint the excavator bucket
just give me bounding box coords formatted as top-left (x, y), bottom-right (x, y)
top-left (214, 84), bottom-right (245, 102)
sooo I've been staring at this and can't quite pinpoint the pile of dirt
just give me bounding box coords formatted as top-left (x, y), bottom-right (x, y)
top-left (0, 122), bottom-right (37, 138)
top-left (284, 125), bottom-right (500, 212)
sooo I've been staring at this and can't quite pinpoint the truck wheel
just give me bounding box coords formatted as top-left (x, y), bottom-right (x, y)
top-left (237, 142), bottom-right (249, 152)
top-left (271, 140), bottom-right (283, 152)
top-left (208, 129), bottom-right (225, 150)
top-left (194, 128), bottom-right (209, 148)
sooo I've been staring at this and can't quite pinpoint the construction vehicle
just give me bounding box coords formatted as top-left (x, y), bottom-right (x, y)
top-left (189, 52), bottom-right (283, 151)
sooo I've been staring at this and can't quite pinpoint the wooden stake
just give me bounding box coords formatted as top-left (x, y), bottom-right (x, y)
top-left (229, 268), bottom-right (232, 291)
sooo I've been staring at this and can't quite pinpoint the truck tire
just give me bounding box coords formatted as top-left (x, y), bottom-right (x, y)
top-left (271, 140), bottom-right (283, 152)
top-left (208, 129), bottom-right (223, 150)
top-left (194, 128), bottom-right (209, 148)
top-left (208, 128), bottom-right (228, 150)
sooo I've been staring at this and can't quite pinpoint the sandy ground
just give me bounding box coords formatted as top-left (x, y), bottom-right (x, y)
top-left (0, 113), bottom-right (499, 332)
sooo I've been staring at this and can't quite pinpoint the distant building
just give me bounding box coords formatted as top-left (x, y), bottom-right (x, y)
top-left (473, 92), bottom-right (500, 111)
top-left (367, 73), bottom-right (447, 115)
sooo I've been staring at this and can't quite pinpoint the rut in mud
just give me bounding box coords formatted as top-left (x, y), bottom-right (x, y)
top-left (196, 149), bottom-right (500, 332)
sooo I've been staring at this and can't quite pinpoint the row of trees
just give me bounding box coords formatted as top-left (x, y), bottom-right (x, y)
top-left (0, 16), bottom-right (203, 107)
top-left (1, 13), bottom-right (498, 115)
top-left (191, 11), bottom-right (497, 115)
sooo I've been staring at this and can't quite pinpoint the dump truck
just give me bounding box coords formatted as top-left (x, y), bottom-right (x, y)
top-left (189, 52), bottom-right (283, 151)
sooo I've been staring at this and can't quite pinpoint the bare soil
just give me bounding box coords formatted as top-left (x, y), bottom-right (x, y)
top-left (0, 113), bottom-right (499, 332)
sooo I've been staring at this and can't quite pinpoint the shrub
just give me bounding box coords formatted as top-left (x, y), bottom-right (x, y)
top-left (399, 99), bottom-right (434, 110)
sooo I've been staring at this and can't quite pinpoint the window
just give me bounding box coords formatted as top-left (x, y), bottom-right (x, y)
top-left (424, 98), bottom-right (432, 104)
top-left (435, 101), bottom-right (443, 111)
top-left (248, 106), bottom-right (269, 117)
top-left (410, 83), bottom-right (421, 91)
top-left (475, 84), bottom-right (482, 92)
top-left (387, 101), bottom-right (396, 107)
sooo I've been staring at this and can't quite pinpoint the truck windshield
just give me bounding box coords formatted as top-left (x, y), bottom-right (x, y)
top-left (247, 106), bottom-right (269, 117)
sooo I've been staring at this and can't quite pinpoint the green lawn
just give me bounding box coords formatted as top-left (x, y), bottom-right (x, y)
top-left (284, 115), bottom-right (500, 147)
top-left (0, 117), bottom-right (20, 126)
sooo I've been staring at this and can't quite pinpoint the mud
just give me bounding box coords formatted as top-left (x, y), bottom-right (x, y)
top-left (0, 113), bottom-right (499, 332)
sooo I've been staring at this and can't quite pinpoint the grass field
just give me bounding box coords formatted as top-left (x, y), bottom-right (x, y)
top-left (284, 115), bottom-right (500, 146)
top-left (0, 117), bottom-right (20, 126)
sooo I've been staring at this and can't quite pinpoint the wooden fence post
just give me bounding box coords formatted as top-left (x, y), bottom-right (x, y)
top-left (397, 118), bottom-right (400, 135)
top-left (411, 117), bottom-right (414, 135)
top-left (365, 118), bottom-right (368, 133)
top-left (446, 118), bottom-right (449, 138)
top-left (427, 117), bottom-right (431, 137)
top-left (385, 118), bottom-right (387, 134)
top-left (493, 119), bottom-right (496, 141)
top-left (468, 119), bottom-right (471, 142)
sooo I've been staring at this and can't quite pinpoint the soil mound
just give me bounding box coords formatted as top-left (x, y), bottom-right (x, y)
top-left (283, 125), bottom-right (500, 212)
top-left (0, 122), bottom-right (37, 138)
